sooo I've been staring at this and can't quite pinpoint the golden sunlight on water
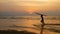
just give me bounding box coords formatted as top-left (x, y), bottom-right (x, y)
top-left (0, 16), bottom-right (60, 34)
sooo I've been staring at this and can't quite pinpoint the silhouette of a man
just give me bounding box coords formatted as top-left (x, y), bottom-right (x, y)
top-left (40, 15), bottom-right (45, 26)
top-left (35, 12), bottom-right (45, 34)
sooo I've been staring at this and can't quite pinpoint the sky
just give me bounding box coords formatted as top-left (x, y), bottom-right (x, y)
top-left (0, 0), bottom-right (60, 16)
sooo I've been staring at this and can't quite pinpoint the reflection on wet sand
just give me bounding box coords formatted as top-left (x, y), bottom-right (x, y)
top-left (0, 16), bottom-right (60, 34)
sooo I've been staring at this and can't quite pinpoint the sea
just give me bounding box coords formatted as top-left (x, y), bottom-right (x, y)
top-left (0, 16), bottom-right (60, 34)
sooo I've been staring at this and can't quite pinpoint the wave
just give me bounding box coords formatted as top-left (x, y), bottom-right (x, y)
top-left (0, 16), bottom-right (60, 20)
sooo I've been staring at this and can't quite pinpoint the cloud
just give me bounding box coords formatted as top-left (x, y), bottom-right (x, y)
top-left (0, 0), bottom-right (60, 16)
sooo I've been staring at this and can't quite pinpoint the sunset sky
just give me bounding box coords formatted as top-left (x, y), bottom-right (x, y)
top-left (0, 0), bottom-right (60, 16)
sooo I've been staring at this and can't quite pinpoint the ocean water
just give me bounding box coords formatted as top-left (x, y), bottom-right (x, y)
top-left (0, 16), bottom-right (60, 34)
